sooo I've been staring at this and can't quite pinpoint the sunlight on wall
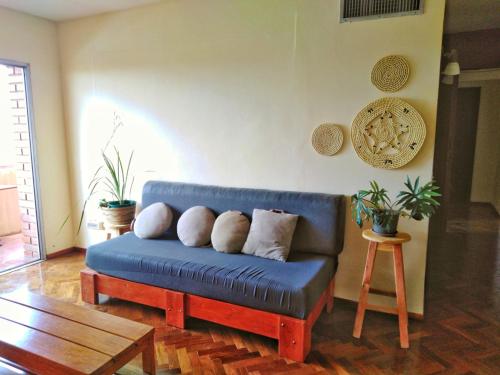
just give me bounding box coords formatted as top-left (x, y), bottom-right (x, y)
top-left (77, 94), bottom-right (219, 195)
top-left (75, 95), bottom-right (216, 244)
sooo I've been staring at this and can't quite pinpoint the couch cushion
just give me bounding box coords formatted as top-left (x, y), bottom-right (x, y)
top-left (134, 202), bottom-right (173, 239)
top-left (211, 211), bottom-right (250, 253)
top-left (242, 209), bottom-right (298, 262)
top-left (142, 181), bottom-right (345, 257)
top-left (177, 206), bottom-right (215, 246)
top-left (86, 232), bottom-right (336, 319)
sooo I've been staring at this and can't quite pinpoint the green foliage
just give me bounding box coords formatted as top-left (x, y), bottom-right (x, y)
top-left (395, 176), bottom-right (441, 220)
top-left (351, 176), bottom-right (441, 228)
top-left (351, 190), bottom-right (372, 227)
top-left (368, 180), bottom-right (390, 208)
top-left (76, 147), bottom-right (134, 233)
top-left (58, 113), bottom-right (135, 236)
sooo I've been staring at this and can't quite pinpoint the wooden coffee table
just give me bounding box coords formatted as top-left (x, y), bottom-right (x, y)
top-left (0, 291), bottom-right (155, 374)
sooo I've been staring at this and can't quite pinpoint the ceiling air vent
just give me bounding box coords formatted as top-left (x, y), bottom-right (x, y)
top-left (340, 0), bottom-right (424, 23)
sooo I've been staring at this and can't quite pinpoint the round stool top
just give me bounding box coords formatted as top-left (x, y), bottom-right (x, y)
top-left (362, 229), bottom-right (411, 244)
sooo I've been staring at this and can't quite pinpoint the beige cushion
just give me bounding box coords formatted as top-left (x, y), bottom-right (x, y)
top-left (211, 211), bottom-right (250, 253)
top-left (177, 206), bottom-right (215, 247)
top-left (134, 202), bottom-right (173, 239)
top-left (242, 209), bottom-right (299, 262)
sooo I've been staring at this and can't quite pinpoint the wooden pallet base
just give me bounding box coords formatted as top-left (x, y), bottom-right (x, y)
top-left (80, 268), bottom-right (335, 362)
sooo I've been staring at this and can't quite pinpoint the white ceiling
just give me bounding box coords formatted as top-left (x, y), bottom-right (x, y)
top-left (445, 0), bottom-right (500, 34)
top-left (0, 0), bottom-right (499, 32)
top-left (0, 0), bottom-right (162, 22)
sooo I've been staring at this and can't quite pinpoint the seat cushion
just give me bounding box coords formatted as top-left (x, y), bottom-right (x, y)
top-left (86, 233), bottom-right (337, 319)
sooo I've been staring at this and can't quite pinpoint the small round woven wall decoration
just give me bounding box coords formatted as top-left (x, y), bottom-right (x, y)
top-left (371, 55), bottom-right (410, 92)
top-left (312, 123), bottom-right (344, 156)
top-left (351, 97), bottom-right (426, 169)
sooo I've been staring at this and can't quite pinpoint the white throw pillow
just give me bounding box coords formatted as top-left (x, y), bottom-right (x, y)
top-left (134, 202), bottom-right (173, 239)
top-left (177, 206), bottom-right (216, 247)
top-left (242, 209), bottom-right (299, 262)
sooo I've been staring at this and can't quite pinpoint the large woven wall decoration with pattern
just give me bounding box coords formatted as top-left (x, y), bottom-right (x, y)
top-left (351, 97), bottom-right (426, 169)
top-left (371, 55), bottom-right (410, 92)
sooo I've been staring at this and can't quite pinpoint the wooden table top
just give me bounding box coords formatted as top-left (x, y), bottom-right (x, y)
top-left (0, 291), bottom-right (154, 374)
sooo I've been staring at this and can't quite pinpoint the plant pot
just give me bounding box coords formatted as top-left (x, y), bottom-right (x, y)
top-left (101, 200), bottom-right (136, 226)
top-left (107, 200), bottom-right (135, 208)
top-left (372, 209), bottom-right (400, 237)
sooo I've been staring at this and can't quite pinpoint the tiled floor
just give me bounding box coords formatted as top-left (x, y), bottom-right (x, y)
top-left (0, 233), bottom-right (39, 271)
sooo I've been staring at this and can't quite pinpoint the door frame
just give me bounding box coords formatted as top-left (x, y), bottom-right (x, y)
top-left (455, 86), bottom-right (481, 205)
top-left (0, 58), bottom-right (46, 262)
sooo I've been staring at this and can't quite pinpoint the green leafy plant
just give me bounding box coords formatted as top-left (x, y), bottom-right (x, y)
top-left (77, 147), bottom-right (135, 232)
top-left (58, 113), bottom-right (135, 234)
top-left (351, 176), bottom-right (441, 229)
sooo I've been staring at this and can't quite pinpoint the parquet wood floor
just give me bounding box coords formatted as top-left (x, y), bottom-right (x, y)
top-left (0, 207), bottom-right (498, 374)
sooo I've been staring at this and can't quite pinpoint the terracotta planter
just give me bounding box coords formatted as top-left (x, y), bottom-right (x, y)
top-left (101, 201), bottom-right (136, 227)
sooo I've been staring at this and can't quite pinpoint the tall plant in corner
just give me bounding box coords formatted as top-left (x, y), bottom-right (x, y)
top-left (351, 177), bottom-right (440, 236)
top-left (76, 113), bottom-right (136, 232)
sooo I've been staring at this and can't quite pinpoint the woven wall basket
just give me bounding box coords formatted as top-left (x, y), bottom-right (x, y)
top-left (351, 97), bottom-right (426, 169)
top-left (371, 55), bottom-right (410, 92)
top-left (312, 123), bottom-right (344, 156)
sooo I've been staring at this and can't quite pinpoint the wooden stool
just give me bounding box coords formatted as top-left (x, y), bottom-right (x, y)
top-left (353, 229), bottom-right (412, 348)
top-left (104, 224), bottom-right (130, 240)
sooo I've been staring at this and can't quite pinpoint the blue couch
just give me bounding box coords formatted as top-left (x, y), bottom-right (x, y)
top-left (82, 181), bottom-right (345, 361)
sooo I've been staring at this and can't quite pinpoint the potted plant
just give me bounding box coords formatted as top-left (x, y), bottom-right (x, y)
top-left (73, 112), bottom-right (137, 232)
top-left (95, 148), bottom-right (136, 225)
top-left (75, 146), bottom-right (135, 232)
top-left (58, 114), bottom-right (136, 235)
top-left (351, 177), bottom-right (440, 236)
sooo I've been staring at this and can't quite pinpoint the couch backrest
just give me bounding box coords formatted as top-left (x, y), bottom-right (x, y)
top-left (142, 181), bottom-right (345, 257)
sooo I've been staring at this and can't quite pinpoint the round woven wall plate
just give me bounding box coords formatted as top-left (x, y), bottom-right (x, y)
top-left (312, 123), bottom-right (343, 156)
top-left (371, 55), bottom-right (410, 92)
top-left (351, 97), bottom-right (426, 169)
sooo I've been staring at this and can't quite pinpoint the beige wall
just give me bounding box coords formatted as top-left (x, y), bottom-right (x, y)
top-left (460, 79), bottom-right (500, 212)
top-left (0, 7), bottom-right (74, 254)
top-left (58, 0), bottom-right (445, 314)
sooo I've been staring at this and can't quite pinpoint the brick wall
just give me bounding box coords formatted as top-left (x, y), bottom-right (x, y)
top-left (7, 66), bottom-right (39, 257)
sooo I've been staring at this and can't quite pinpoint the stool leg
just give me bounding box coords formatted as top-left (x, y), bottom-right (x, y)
top-left (353, 241), bottom-right (377, 338)
top-left (326, 278), bottom-right (335, 313)
top-left (393, 244), bottom-right (409, 348)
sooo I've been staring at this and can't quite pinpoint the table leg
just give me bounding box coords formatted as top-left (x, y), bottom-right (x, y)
top-left (353, 241), bottom-right (378, 338)
top-left (393, 244), bottom-right (409, 348)
top-left (142, 334), bottom-right (156, 375)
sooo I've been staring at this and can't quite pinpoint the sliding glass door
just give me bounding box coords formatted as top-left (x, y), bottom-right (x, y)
top-left (0, 60), bottom-right (44, 272)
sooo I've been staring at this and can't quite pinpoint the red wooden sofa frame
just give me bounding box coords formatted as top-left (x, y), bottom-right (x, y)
top-left (81, 268), bottom-right (335, 362)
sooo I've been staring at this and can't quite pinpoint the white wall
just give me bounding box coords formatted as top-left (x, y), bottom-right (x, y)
top-left (0, 7), bottom-right (73, 254)
top-left (58, 0), bottom-right (445, 314)
top-left (0, 65), bottom-right (16, 166)
top-left (460, 79), bottom-right (500, 212)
